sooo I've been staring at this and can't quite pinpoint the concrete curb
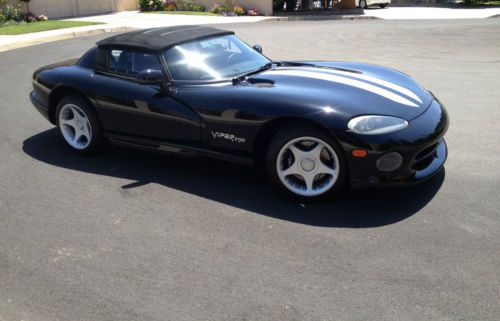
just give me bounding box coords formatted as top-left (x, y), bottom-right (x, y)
top-left (262, 15), bottom-right (378, 21)
top-left (0, 26), bottom-right (135, 53)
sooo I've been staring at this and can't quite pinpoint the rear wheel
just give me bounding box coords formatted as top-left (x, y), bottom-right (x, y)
top-left (266, 126), bottom-right (347, 200)
top-left (359, 0), bottom-right (368, 9)
top-left (56, 94), bottom-right (103, 154)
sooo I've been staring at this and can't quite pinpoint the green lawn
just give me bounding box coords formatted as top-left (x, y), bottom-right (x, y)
top-left (0, 21), bottom-right (103, 35)
top-left (145, 11), bottom-right (218, 16)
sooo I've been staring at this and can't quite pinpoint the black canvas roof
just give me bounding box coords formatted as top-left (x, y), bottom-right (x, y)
top-left (97, 25), bottom-right (234, 51)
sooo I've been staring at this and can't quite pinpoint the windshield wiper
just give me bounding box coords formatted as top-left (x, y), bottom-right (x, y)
top-left (232, 61), bottom-right (280, 85)
top-left (231, 61), bottom-right (319, 85)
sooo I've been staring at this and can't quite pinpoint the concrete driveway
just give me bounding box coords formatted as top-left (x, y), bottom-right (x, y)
top-left (68, 10), bottom-right (275, 28)
top-left (0, 19), bottom-right (499, 321)
top-left (364, 6), bottom-right (500, 19)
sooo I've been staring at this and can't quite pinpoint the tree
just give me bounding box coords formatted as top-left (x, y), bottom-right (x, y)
top-left (20, 0), bottom-right (31, 14)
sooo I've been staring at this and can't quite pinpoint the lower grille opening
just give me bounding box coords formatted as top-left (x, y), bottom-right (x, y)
top-left (412, 142), bottom-right (439, 171)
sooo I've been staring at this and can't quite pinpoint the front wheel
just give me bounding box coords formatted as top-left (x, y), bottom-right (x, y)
top-left (379, 3), bottom-right (388, 8)
top-left (56, 94), bottom-right (103, 154)
top-left (266, 126), bottom-right (347, 200)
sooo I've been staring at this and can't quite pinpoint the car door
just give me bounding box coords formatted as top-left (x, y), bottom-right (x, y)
top-left (92, 47), bottom-right (201, 142)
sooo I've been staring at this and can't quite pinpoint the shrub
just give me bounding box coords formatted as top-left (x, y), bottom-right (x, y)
top-left (1, 19), bottom-right (24, 27)
top-left (176, 0), bottom-right (205, 11)
top-left (223, 0), bottom-right (236, 9)
top-left (209, 3), bottom-right (226, 13)
top-left (233, 5), bottom-right (244, 15)
top-left (139, 0), bottom-right (166, 11)
top-left (0, 13), bottom-right (6, 26)
top-left (25, 12), bottom-right (37, 22)
top-left (247, 8), bottom-right (258, 15)
top-left (193, 4), bottom-right (205, 11)
top-left (5, 4), bottom-right (25, 22)
top-left (164, 1), bottom-right (177, 10)
top-left (177, 0), bottom-right (191, 10)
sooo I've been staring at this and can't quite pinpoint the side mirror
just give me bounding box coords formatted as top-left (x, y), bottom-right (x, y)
top-left (252, 44), bottom-right (263, 54)
top-left (137, 69), bottom-right (165, 84)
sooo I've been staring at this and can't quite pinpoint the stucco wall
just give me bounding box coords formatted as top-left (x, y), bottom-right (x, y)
top-left (2, 0), bottom-right (272, 18)
top-left (2, 0), bottom-right (137, 18)
top-left (38, 0), bottom-right (75, 17)
top-left (77, 0), bottom-right (114, 16)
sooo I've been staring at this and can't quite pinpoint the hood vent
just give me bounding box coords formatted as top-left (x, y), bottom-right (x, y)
top-left (247, 78), bottom-right (275, 88)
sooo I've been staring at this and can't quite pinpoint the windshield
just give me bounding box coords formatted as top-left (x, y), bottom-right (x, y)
top-left (163, 35), bottom-right (269, 82)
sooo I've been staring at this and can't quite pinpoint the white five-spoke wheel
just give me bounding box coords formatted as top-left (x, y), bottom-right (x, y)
top-left (277, 137), bottom-right (340, 197)
top-left (56, 94), bottom-right (102, 154)
top-left (267, 126), bottom-right (347, 199)
top-left (58, 104), bottom-right (92, 150)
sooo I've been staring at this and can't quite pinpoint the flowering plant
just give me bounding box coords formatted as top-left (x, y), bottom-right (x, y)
top-left (139, 0), bottom-right (165, 11)
top-left (164, 1), bottom-right (177, 11)
top-left (233, 5), bottom-right (244, 15)
top-left (247, 8), bottom-right (258, 15)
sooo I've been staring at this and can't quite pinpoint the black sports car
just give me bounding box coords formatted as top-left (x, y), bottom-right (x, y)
top-left (30, 25), bottom-right (448, 199)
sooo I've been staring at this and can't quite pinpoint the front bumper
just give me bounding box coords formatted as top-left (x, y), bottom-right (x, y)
top-left (344, 99), bottom-right (449, 187)
top-left (350, 139), bottom-right (447, 187)
top-left (30, 90), bottom-right (50, 122)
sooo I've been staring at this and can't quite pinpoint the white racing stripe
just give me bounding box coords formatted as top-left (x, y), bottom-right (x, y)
top-left (271, 69), bottom-right (420, 107)
top-left (299, 67), bottom-right (423, 104)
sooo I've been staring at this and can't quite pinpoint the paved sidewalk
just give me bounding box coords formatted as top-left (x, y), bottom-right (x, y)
top-left (364, 7), bottom-right (500, 19)
top-left (0, 12), bottom-right (275, 52)
top-left (0, 25), bottom-right (133, 52)
top-left (68, 11), bottom-right (274, 28)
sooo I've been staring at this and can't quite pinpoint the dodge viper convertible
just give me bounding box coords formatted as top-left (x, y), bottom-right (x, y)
top-left (30, 25), bottom-right (448, 199)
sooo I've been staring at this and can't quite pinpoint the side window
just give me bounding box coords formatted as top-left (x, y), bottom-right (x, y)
top-left (108, 49), bottom-right (162, 76)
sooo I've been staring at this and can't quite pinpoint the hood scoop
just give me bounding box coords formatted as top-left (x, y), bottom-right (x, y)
top-left (247, 78), bottom-right (275, 88)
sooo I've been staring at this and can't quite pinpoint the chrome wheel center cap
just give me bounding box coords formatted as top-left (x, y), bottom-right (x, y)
top-left (300, 158), bottom-right (316, 172)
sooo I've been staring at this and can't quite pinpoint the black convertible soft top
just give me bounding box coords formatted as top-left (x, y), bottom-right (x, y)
top-left (96, 25), bottom-right (234, 51)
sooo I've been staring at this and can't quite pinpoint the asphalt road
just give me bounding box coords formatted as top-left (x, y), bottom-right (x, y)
top-left (1, 19), bottom-right (499, 321)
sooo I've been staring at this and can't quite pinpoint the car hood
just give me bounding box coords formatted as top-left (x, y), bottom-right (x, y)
top-left (251, 61), bottom-right (433, 121)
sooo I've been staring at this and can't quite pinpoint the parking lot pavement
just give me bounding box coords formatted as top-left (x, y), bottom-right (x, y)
top-left (1, 19), bottom-right (499, 321)
top-left (363, 6), bottom-right (500, 19)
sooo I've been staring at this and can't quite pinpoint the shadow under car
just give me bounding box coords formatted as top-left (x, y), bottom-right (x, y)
top-left (23, 128), bottom-right (446, 228)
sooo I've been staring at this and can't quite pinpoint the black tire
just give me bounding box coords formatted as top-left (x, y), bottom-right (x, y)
top-left (55, 93), bottom-right (103, 155)
top-left (379, 3), bottom-right (388, 8)
top-left (359, 0), bottom-right (368, 9)
top-left (266, 126), bottom-right (347, 200)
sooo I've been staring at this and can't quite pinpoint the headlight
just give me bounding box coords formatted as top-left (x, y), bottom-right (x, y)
top-left (347, 115), bottom-right (408, 135)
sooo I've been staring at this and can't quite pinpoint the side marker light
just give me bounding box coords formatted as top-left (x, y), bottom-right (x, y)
top-left (352, 149), bottom-right (368, 158)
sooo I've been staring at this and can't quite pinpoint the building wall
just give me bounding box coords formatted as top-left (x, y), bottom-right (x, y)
top-left (77, 0), bottom-right (114, 16)
top-left (2, 0), bottom-right (138, 18)
top-left (32, 0), bottom-right (75, 17)
top-left (2, 0), bottom-right (272, 18)
top-left (119, 0), bottom-right (139, 11)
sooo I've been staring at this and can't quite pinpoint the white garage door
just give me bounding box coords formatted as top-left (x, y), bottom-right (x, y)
top-left (78, 0), bottom-right (114, 16)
